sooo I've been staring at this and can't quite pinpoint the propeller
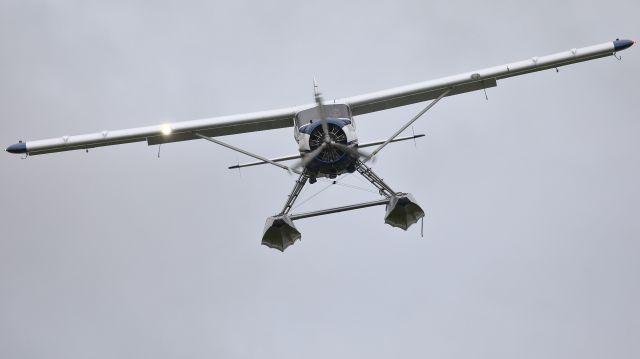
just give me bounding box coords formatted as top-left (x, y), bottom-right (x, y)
top-left (314, 89), bottom-right (331, 145)
top-left (291, 82), bottom-right (373, 172)
top-left (293, 85), bottom-right (449, 173)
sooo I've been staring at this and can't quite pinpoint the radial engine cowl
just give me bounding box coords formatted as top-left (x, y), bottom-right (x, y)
top-left (308, 123), bottom-right (348, 163)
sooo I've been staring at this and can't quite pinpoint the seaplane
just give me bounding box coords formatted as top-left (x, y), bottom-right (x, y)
top-left (6, 39), bottom-right (635, 251)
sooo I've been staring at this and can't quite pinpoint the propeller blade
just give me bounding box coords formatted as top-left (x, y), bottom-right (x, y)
top-left (291, 142), bottom-right (326, 170)
top-left (331, 142), bottom-right (371, 161)
top-left (314, 91), bottom-right (331, 144)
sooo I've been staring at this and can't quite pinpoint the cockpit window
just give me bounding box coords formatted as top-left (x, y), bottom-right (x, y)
top-left (295, 104), bottom-right (352, 128)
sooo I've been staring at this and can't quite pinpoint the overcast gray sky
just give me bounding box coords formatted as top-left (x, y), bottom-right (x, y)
top-left (1, 0), bottom-right (639, 358)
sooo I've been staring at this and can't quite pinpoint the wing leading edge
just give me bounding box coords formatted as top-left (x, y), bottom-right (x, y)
top-left (6, 39), bottom-right (634, 156)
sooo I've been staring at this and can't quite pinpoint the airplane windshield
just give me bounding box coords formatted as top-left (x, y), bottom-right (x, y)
top-left (295, 104), bottom-right (352, 128)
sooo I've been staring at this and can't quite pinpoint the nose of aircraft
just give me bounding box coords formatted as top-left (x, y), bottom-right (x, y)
top-left (613, 39), bottom-right (635, 51)
top-left (6, 142), bottom-right (27, 154)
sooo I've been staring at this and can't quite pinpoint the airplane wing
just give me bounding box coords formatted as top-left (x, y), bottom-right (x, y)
top-left (6, 39), bottom-right (634, 156)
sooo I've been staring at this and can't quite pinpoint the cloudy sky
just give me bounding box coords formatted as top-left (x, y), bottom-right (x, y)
top-left (1, 0), bottom-right (638, 358)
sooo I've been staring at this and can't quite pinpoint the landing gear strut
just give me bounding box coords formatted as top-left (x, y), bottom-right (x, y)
top-left (261, 171), bottom-right (309, 252)
top-left (261, 163), bottom-right (426, 252)
top-left (355, 160), bottom-right (425, 230)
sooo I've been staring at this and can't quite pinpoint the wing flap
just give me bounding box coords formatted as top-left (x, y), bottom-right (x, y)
top-left (341, 41), bottom-right (622, 116)
top-left (23, 107), bottom-right (301, 155)
top-left (349, 79), bottom-right (497, 116)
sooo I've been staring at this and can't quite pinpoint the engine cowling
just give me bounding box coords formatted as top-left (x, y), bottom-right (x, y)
top-left (308, 122), bottom-right (348, 163)
top-left (297, 118), bottom-right (358, 178)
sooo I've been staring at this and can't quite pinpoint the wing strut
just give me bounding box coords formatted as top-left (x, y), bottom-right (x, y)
top-left (365, 87), bottom-right (451, 162)
top-left (280, 172), bottom-right (309, 215)
top-left (193, 132), bottom-right (301, 174)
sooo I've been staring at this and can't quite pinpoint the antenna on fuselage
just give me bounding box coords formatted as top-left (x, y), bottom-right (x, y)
top-left (313, 77), bottom-right (320, 98)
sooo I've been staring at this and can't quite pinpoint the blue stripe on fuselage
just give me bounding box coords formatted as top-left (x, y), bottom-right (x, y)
top-left (298, 118), bottom-right (351, 135)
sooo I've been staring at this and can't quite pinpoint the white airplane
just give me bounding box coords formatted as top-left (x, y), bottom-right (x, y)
top-left (6, 39), bottom-right (635, 251)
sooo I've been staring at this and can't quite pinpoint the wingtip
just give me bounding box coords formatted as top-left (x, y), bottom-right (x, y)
top-left (613, 39), bottom-right (634, 51)
top-left (6, 142), bottom-right (27, 154)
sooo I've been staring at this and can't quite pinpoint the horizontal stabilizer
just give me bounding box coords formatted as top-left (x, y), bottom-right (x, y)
top-left (228, 133), bottom-right (425, 169)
